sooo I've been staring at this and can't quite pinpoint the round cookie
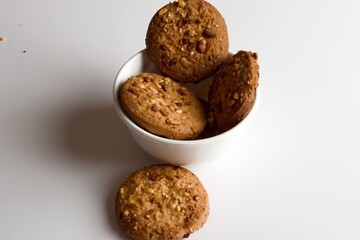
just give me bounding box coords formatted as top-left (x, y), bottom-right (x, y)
top-left (120, 72), bottom-right (207, 140)
top-left (207, 50), bottom-right (259, 133)
top-left (146, 0), bottom-right (229, 83)
top-left (115, 164), bottom-right (209, 240)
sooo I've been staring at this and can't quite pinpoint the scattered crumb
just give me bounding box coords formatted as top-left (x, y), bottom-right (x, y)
top-left (22, 50), bottom-right (27, 53)
top-left (0, 36), bottom-right (5, 42)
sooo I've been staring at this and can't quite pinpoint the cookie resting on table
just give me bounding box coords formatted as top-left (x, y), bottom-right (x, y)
top-left (115, 164), bottom-right (209, 240)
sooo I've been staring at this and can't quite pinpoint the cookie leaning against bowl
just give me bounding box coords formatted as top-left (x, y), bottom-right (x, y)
top-left (208, 50), bottom-right (259, 133)
top-left (115, 164), bottom-right (210, 240)
top-left (146, 0), bottom-right (229, 83)
top-left (120, 72), bottom-right (207, 140)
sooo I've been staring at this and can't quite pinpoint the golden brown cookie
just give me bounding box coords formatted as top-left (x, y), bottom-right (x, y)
top-left (115, 164), bottom-right (209, 240)
top-left (146, 0), bottom-right (229, 83)
top-left (120, 72), bottom-right (207, 140)
top-left (207, 50), bottom-right (259, 133)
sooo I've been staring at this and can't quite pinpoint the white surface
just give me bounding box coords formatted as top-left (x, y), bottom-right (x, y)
top-left (0, 0), bottom-right (359, 239)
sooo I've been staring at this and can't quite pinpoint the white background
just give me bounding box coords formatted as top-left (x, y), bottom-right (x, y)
top-left (1, 0), bottom-right (359, 239)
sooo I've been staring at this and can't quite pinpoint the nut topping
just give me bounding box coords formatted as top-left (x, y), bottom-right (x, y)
top-left (177, 18), bottom-right (188, 28)
top-left (227, 99), bottom-right (235, 107)
top-left (188, 29), bottom-right (195, 37)
top-left (158, 7), bottom-right (168, 16)
top-left (160, 108), bottom-right (170, 116)
top-left (233, 63), bottom-right (240, 70)
top-left (146, 188), bottom-right (155, 194)
top-left (203, 28), bottom-right (216, 38)
top-left (233, 92), bottom-right (239, 100)
top-left (151, 104), bottom-right (158, 112)
top-left (175, 103), bottom-right (183, 108)
top-left (160, 44), bottom-right (167, 50)
top-left (169, 58), bottom-right (178, 66)
top-left (168, 201), bottom-right (177, 209)
top-left (134, 82), bottom-right (145, 89)
top-left (180, 57), bottom-right (190, 68)
top-left (178, 0), bottom-right (185, 8)
top-left (193, 195), bottom-right (200, 201)
top-left (166, 118), bottom-right (182, 125)
top-left (196, 38), bottom-right (207, 53)
top-left (177, 88), bottom-right (186, 96)
top-left (128, 87), bottom-right (140, 96)
top-left (149, 173), bottom-right (162, 181)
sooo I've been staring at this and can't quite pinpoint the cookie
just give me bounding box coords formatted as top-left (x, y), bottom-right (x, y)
top-left (146, 0), bottom-right (229, 83)
top-left (207, 50), bottom-right (259, 133)
top-left (115, 164), bottom-right (209, 240)
top-left (120, 72), bottom-right (207, 140)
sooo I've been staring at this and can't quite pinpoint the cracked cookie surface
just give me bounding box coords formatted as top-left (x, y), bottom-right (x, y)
top-left (146, 0), bottom-right (229, 82)
top-left (120, 72), bottom-right (207, 140)
top-left (115, 164), bottom-right (209, 240)
top-left (208, 50), bottom-right (259, 134)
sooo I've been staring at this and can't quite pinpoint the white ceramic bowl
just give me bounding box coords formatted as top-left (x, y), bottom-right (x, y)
top-left (113, 49), bottom-right (259, 165)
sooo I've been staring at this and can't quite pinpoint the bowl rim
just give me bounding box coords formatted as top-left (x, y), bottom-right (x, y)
top-left (113, 49), bottom-right (260, 146)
